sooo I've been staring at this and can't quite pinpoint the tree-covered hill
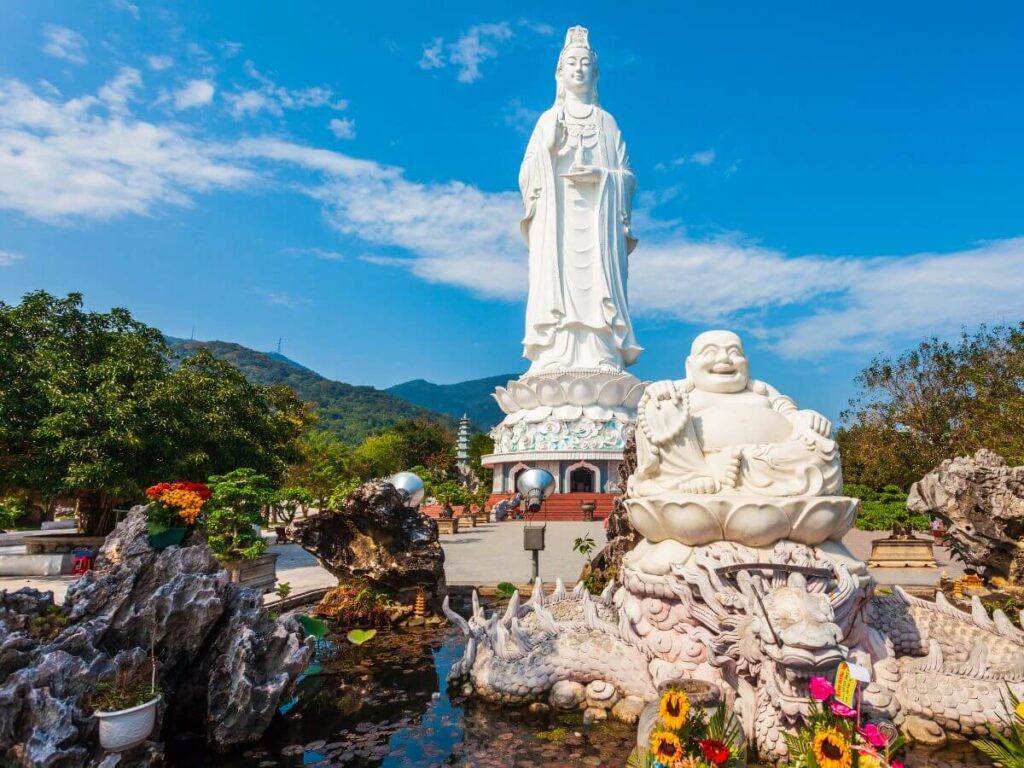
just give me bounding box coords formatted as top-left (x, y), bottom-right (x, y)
top-left (386, 374), bottom-right (515, 430)
top-left (167, 338), bottom-right (449, 444)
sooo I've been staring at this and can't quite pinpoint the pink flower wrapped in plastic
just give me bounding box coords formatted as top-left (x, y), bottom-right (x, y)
top-left (808, 676), bottom-right (835, 701)
top-left (830, 700), bottom-right (857, 718)
top-left (859, 723), bottom-right (888, 748)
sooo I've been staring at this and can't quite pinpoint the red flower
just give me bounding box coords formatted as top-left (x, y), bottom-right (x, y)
top-left (146, 483), bottom-right (171, 499)
top-left (146, 481), bottom-right (211, 500)
top-left (699, 738), bottom-right (730, 766)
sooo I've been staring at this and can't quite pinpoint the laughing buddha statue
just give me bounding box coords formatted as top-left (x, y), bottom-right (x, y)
top-left (624, 331), bottom-right (859, 555)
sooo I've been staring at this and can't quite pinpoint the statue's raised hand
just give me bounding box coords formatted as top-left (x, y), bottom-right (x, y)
top-left (644, 381), bottom-right (678, 409)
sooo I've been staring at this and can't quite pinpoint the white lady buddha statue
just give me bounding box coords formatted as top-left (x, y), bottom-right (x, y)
top-left (519, 26), bottom-right (642, 374)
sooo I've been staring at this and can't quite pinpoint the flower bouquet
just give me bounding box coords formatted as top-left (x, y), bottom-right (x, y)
top-left (630, 687), bottom-right (745, 768)
top-left (970, 686), bottom-right (1024, 767)
top-left (784, 676), bottom-right (905, 768)
top-left (144, 481), bottom-right (211, 550)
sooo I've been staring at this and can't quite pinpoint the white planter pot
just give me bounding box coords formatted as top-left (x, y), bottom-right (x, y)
top-left (95, 696), bottom-right (160, 752)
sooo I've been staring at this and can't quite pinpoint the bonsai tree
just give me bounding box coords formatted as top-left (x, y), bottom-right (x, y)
top-left (271, 486), bottom-right (313, 525)
top-left (205, 468), bottom-right (274, 561)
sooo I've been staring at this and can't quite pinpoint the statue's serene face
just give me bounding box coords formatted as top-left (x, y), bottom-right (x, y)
top-left (559, 46), bottom-right (595, 97)
top-left (686, 331), bottom-right (750, 393)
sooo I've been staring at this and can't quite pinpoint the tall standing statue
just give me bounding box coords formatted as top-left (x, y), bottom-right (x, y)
top-left (520, 26), bottom-right (641, 374)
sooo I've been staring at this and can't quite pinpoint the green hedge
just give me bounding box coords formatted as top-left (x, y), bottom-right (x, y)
top-left (844, 484), bottom-right (929, 532)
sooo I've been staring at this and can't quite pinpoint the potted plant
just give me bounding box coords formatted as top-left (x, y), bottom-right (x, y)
top-left (144, 482), bottom-right (210, 550)
top-left (92, 659), bottom-right (161, 752)
top-left (205, 469), bottom-right (277, 593)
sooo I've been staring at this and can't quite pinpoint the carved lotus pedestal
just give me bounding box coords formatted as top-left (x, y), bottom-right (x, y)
top-left (624, 493), bottom-right (859, 548)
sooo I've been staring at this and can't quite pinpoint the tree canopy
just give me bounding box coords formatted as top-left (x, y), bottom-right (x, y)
top-left (838, 323), bottom-right (1024, 489)
top-left (0, 292), bottom-right (310, 533)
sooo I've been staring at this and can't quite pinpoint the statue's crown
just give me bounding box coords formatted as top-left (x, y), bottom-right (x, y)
top-left (562, 26), bottom-right (591, 51)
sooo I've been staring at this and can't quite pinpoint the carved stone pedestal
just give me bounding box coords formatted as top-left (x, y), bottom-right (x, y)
top-left (868, 536), bottom-right (936, 568)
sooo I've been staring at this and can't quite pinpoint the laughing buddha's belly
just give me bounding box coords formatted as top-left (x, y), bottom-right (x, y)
top-left (692, 404), bottom-right (794, 453)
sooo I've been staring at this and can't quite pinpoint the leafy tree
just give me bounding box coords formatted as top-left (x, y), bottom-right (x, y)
top-left (0, 292), bottom-right (310, 534)
top-left (0, 292), bottom-right (174, 534)
top-left (839, 323), bottom-right (1024, 489)
top-left (285, 431), bottom-right (354, 509)
top-left (271, 486), bottom-right (314, 525)
top-left (158, 350), bottom-right (312, 485)
top-left (468, 431), bottom-right (494, 491)
top-left (205, 468), bottom-right (273, 560)
top-left (352, 431), bottom-right (410, 479)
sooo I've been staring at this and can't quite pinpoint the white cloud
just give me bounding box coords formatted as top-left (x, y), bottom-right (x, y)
top-left (225, 61), bottom-right (348, 118)
top-left (111, 0), bottom-right (140, 19)
top-left (328, 117), bottom-right (355, 140)
top-left (690, 149), bottom-right (716, 166)
top-left (0, 250), bottom-right (25, 267)
top-left (97, 66), bottom-right (142, 114)
top-left (656, 148), bottom-right (717, 171)
top-left (419, 38), bottom-right (445, 70)
top-left (173, 79), bottom-right (215, 110)
top-left (238, 140), bottom-right (1024, 359)
top-left (503, 99), bottom-right (540, 133)
top-left (282, 246), bottom-right (344, 262)
top-left (0, 73), bottom-right (253, 221)
top-left (147, 54), bottom-right (173, 71)
top-left (256, 289), bottom-right (311, 307)
top-left (42, 25), bottom-right (88, 66)
top-left (419, 22), bottom-right (515, 83)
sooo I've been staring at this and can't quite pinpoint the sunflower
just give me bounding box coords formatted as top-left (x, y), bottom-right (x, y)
top-left (658, 688), bottom-right (691, 729)
top-left (857, 753), bottom-right (882, 768)
top-left (1016, 700), bottom-right (1024, 721)
top-left (811, 727), bottom-right (851, 768)
top-left (650, 730), bottom-right (684, 764)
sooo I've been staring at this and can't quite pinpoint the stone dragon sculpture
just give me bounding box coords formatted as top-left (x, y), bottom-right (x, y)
top-left (444, 539), bottom-right (1024, 762)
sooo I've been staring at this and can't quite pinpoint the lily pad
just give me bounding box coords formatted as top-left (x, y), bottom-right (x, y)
top-left (347, 628), bottom-right (377, 646)
top-left (496, 582), bottom-right (518, 599)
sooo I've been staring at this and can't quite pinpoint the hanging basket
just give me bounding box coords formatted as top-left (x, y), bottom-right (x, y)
top-left (148, 527), bottom-right (188, 551)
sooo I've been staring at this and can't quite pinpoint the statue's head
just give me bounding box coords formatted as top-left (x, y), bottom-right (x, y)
top-left (555, 26), bottom-right (599, 104)
top-left (686, 330), bottom-right (750, 394)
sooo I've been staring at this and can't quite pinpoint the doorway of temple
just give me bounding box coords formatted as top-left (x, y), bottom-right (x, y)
top-left (569, 467), bottom-right (595, 493)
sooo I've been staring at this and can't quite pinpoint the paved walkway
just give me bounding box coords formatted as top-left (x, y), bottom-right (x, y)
top-left (0, 525), bottom-right (965, 603)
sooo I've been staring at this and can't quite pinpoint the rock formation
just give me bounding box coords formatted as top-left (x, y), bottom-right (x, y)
top-left (0, 508), bottom-right (311, 767)
top-left (908, 449), bottom-right (1024, 582)
top-left (288, 480), bottom-right (446, 604)
top-left (582, 434), bottom-right (639, 586)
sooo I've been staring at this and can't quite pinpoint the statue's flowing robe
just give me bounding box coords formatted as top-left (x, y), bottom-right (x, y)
top-left (519, 106), bottom-right (641, 370)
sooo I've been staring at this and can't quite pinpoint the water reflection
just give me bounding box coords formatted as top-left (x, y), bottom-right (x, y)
top-left (168, 624), bottom-right (988, 768)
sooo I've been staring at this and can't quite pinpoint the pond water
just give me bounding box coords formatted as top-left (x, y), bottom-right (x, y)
top-left (168, 623), bottom-right (636, 767)
top-left (168, 622), bottom-right (990, 768)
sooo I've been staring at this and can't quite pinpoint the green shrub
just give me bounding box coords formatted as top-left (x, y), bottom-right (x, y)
top-left (845, 484), bottom-right (929, 531)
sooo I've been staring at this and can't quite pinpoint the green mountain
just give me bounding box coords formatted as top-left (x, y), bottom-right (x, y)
top-left (166, 338), bottom-right (447, 444)
top-left (386, 374), bottom-right (515, 430)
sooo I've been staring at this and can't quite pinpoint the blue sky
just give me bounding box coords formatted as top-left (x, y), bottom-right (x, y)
top-left (1, 2), bottom-right (1022, 422)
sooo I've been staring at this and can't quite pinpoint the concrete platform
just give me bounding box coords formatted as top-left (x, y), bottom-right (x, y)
top-left (0, 527), bottom-right (967, 604)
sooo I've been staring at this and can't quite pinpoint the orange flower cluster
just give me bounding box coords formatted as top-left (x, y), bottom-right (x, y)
top-left (145, 481), bottom-right (211, 526)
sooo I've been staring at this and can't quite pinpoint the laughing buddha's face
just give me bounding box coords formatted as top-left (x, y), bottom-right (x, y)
top-left (686, 331), bottom-right (750, 394)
